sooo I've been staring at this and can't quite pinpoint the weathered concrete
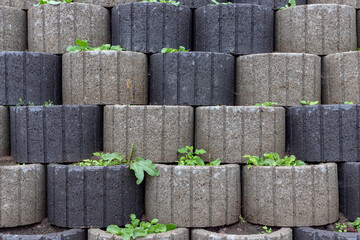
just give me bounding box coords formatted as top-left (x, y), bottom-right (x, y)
top-left (0, 229), bottom-right (86, 240)
top-left (28, 3), bottom-right (110, 54)
top-left (194, 4), bottom-right (273, 55)
top-left (104, 105), bottom-right (193, 163)
top-left (308, 0), bottom-right (360, 9)
top-left (0, 106), bottom-right (9, 157)
top-left (63, 51), bottom-right (147, 105)
top-left (150, 52), bottom-right (234, 106)
top-left (236, 53), bottom-right (321, 106)
top-left (242, 164), bottom-right (339, 227)
top-left (294, 227), bottom-right (360, 240)
top-left (73, 0), bottom-right (141, 7)
top-left (195, 106), bottom-right (285, 164)
top-left (0, 6), bottom-right (26, 51)
top-left (145, 164), bottom-right (241, 228)
top-left (112, 2), bottom-right (191, 54)
top-left (0, 0), bottom-right (37, 9)
top-left (10, 105), bottom-right (103, 164)
top-left (232, 0), bottom-right (306, 9)
top-left (0, 163), bottom-right (46, 228)
top-left (275, 4), bottom-right (357, 55)
top-left (179, 0), bottom-right (229, 8)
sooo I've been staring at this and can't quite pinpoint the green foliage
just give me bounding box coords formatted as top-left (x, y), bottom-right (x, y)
top-left (141, 0), bottom-right (180, 7)
top-left (260, 226), bottom-right (272, 234)
top-left (34, 0), bottom-right (71, 7)
top-left (255, 102), bottom-right (278, 107)
top-left (279, 0), bottom-right (296, 10)
top-left (344, 101), bottom-right (354, 104)
top-left (16, 98), bottom-right (34, 107)
top-left (66, 39), bottom-right (125, 53)
top-left (44, 100), bottom-right (54, 106)
top-left (300, 100), bottom-right (318, 105)
top-left (161, 46), bottom-right (189, 53)
top-left (335, 223), bottom-right (348, 232)
top-left (177, 146), bottom-right (221, 166)
top-left (239, 215), bottom-right (246, 223)
top-left (243, 152), bottom-right (306, 169)
top-left (350, 218), bottom-right (360, 232)
top-left (210, 0), bottom-right (232, 4)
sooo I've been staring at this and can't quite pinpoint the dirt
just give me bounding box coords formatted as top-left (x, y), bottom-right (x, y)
top-left (0, 156), bottom-right (15, 166)
top-left (0, 218), bottom-right (68, 235)
top-left (315, 213), bottom-right (359, 232)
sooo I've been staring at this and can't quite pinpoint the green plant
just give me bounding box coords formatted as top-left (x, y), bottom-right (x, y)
top-left (177, 146), bottom-right (221, 166)
top-left (210, 0), bottom-right (232, 4)
top-left (243, 152), bottom-right (305, 169)
top-left (260, 226), bottom-right (272, 234)
top-left (279, 0), bottom-right (296, 10)
top-left (66, 39), bottom-right (125, 53)
top-left (300, 100), bottom-right (318, 105)
top-left (350, 218), bottom-right (360, 232)
top-left (239, 215), bottom-right (245, 223)
top-left (107, 214), bottom-right (177, 240)
top-left (34, 0), bottom-right (71, 7)
top-left (16, 98), bottom-right (34, 107)
top-left (255, 102), bottom-right (278, 107)
top-left (335, 223), bottom-right (348, 232)
top-left (44, 100), bottom-right (54, 106)
top-left (344, 101), bottom-right (354, 104)
top-left (161, 46), bottom-right (189, 53)
top-left (141, 0), bottom-right (180, 7)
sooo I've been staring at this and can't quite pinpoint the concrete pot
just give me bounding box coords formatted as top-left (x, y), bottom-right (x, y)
top-left (195, 106), bottom-right (285, 164)
top-left (0, 0), bottom-right (36, 9)
top-left (73, 0), bottom-right (141, 7)
top-left (307, 0), bottom-right (360, 9)
top-left (150, 52), bottom-right (234, 106)
top-left (232, 0), bottom-right (306, 9)
top-left (294, 227), bottom-right (360, 240)
top-left (10, 105), bottom-right (103, 164)
top-left (242, 164), bottom-right (339, 227)
top-left (0, 6), bottom-right (26, 51)
top-left (0, 106), bottom-right (9, 157)
top-left (0, 229), bottom-right (86, 240)
top-left (111, 2), bottom-right (191, 54)
top-left (62, 51), bottom-right (147, 105)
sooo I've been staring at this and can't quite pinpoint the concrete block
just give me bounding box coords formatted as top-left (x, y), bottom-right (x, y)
top-left (232, 0), bottom-right (306, 9)
top-left (0, 0), bottom-right (37, 9)
top-left (179, 0), bottom-right (229, 8)
top-left (236, 53), bottom-right (321, 106)
top-left (307, 0), bottom-right (360, 9)
top-left (0, 6), bottom-right (26, 51)
top-left (0, 229), bottom-right (86, 240)
top-left (73, 0), bottom-right (141, 7)
top-left (294, 227), bottom-right (360, 240)
top-left (0, 106), bottom-right (9, 157)
top-left (242, 164), bottom-right (339, 227)
top-left (150, 52), bottom-right (234, 106)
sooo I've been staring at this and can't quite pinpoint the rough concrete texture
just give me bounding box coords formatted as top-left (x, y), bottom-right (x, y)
top-left (275, 4), bottom-right (357, 55)
top-left (0, 163), bottom-right (46, 228)
top-left (231, 0), bottom-right (306, 9)
top-left (112, 2), bottom-right (191, 54)
top-left (0, 52), bottom-right (62, 106)
top-left (47, 164), bottom-right (144, 228)
top-left (73, 0), bottom-right (141, 7)
top-left (294, 227), bottom-right (360, 240)
top-left (194, 4), bottom-right (273, 55)
top-left (28, 3), bottom-right (110, 54)
top-left (150, 52), bottom-right (234, 106)
top-left (286, 105), bottom-right (360, 162)
top-left (195, 106), bottom-right (285, 164)
top-left (236, 53), bottom-right (321, 106)
top-left (179, 0), bottom-right (229, 8)
top-left (145, 164), bottom-right (241, 228)
top-left (308, 0), bottom-right (360, 9)
top-left (242, 164), bottom-right (339, 227)
top-left (0, 0), bottom-right (36, 9)
top-left (10, 105), bottom-right (103, 164)
top-left (0, 106), bottom-right (9, 157)
top-left (0, 229), bottom-right (86, 240)
top-left (104, 105), bottom-right (193, 163)
top-left (63, 51), bottom-right (147, 105)
top-left (0, 6), bottom-right (26, 51)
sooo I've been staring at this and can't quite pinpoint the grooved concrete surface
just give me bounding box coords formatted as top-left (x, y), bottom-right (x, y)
top-left (145, 164), bottom-right (241, 228)
top-left (104, 105), bottom-right (193, 163)
top-left (0, 0), bottom-right (36, 9)
top-left (194, 4), bottom-right (273, 55)
top-left (0, 163), bottom-right (46, 228)
top-left (242, 164), bottom-right (339, 227)
top-left (236, 53), bottom-right (321, 106)
top-left (10, 105), bottom-right (103, 164)
top-left (150, 52), bottom-right (234, 106)
top-left (195, 106), bottom-right (285, 164)
top-left (275, 4), bottom-right (357, 55)
top-left (47, 164), bottom-right (144, 228)
top-left (294, 227), bottom-right (360, 240)
top-left (73, 0), bottom-right (141, 7)
top-left (63, 51), bottom-right (148, 105)
top-left (0, 52), bottom-right (62, 106)
top-left (179, 0), bottom-right (228, 8)
top-left (0, 229), bottom-right (86, 240)
top-left (232, 0), bottom-right (306, 9)
top-left (0, 106), bottom-right (9, 157)
top-left (0, 6), bottom-right (26, 51)
top-left (308, 0), bottom-right (360, 9)
top-left (112, 2), bottom-right (191, 54)
top-left (28, 3), bottom-right (110, 54)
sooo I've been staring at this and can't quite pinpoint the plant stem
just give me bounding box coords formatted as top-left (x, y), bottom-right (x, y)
top-left (128, 144), bottom-right (134, 164)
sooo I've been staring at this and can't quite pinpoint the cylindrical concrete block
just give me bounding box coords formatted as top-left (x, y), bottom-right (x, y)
top-left (275, 4), bottom-right (357, 55)
top-left (104, 105), bottom-right (193, 163)
top-left (73, 0), bottom-right (141, 7)
top-left (242, 164), bottom-right (339, 227)
top-left (0, 0), bottom-right (36, 9)
top-left (194, 4), bottom-right (273, 55)
top-left (232, 0), bottom-right (306, 9)
top-left (0, 229), bottom-right (86, 240)
top-left (0, 106), bottom-right (9, 157)
top-left (28, 3), bottom-right (110, 54)
top-left (308, 0), bottom-right (360, 9)
top-left (10, 105), bottom-right (103, 164)
top-left (145, 164), bottom-right (241, 228)
top-left (150, 52), bottom-right (234, 106)
top-left (112, 2), bottom-right (191, 54)
top-left (179, 0), bottom-right (229, 8)
top-left (195, 106), bottom-right (285, 164)
top-left (63, 51), bottom-right (148, 105)
top-left (294, 227), bottom-right (360, 240)
top-left (236, 53), bottom-right (321, 106)
top-left (0, 6), bottom-right (26, 51)
top-left (0, 52), bottom-right (62, 106)
top-left (48, 164), bottom-right (144, 228)
top-left (0, 163), bottom-right (46, 228)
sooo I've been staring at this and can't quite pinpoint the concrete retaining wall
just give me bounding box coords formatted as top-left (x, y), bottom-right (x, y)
top-left (0, 6), bottom-right (26, 51)
top-left (294, 227), bottom-right (360, 240)
top-left (307, 0), bottom-right (360, 9)
top-left (0, 106), bottom-right (9, 157)
top-left (232, 0), bottom-right (306, 9)
top-left (0, 0), bottom-right (36, 9)
top-left (0, 229), bottom-right (86, 240)
top-left (73, 0), bottom-right (141, 7)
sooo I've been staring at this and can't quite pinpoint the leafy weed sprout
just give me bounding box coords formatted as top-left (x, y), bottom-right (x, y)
top-left (66, 39), bottom-right (125, 52)
top-left (34, 0), bottom-right (71, 7)
top-left (344, 101), bottom-right (354, 104)
top-left (280, 0), bottom-right (296, 10)
top-left (335, 223), bottom-right (348, 232)
top-left (161, 46), bottom-right (189, 53)
top-left (16, 98), bottom-right (34, 107)
top-left (177, 146), bottom-right (221, 166)
top-left (209, 0), bottom-right (231, 5)
top-left (141, 0), bottom-right (180, 7)
top-left (243, 152), bottom-right (305, 169)
top-left (260, 226), bottom-right (272, 234)
top-left (255, 102), bottom-right (278, 107)
top-left (300, 100), bottom-right (318, 105)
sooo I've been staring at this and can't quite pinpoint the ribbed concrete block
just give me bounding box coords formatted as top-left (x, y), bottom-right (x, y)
top-left (232, 0), bottom-right (306, 9)
top-left (0, 52), bottom-right (62, 106)
top-left (194, 4), bottom-right (273, 55)
top-left (10, 105), bottom-right (103, 164)
top-left (63, 51), bottom-right (147, 105)
top-left (236, 53), bottom-right (321, 106)
top-left (28, 3), bottom-right (110, 54)
top-left (308, 0), bottom-right (360, 9)
top-left (48, 164), bottom-right (144, 228)
top-left (0, 6), bottom-right (26, 51)
top-left (0, 106), bottom-right (9, 157)
top-left (145, 164), bottom-right (241, 228)
top-left (0, 229), bottom-right (86, 240)
top-left (104, 105), bottom-right (193, 163)
top-left (150, 52), bottom-right (234, 106)
top-left (275, 4), bottom-right (357, 55)
top-left (0, 163), bottom-right (46, 228)
top-left (112, 2), bottom-right (191, 54)
top-left (0, 0), bottom-right (36, 9)
top-left (242, 164), bottom-right (339, 227)
top-left (195, 106), bottom-right (285, 164)
top-left (294, 227), bottom-right (360, 240)
top-left (178, 0), bottom-right (229, 8)
top-left (73, 0), bottom-right (141, 7)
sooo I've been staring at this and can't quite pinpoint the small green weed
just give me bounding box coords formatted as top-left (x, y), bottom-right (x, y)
top-left (44, 100), bottom-right (54, 106)
top-left (255, 102), bottom-right (278, 107)
top-left (16, 98), bottom-right (34, 107)
top-left (243, 152), bottom-right (305, 169)
top-left (161, 46), bottom-right (189, 53)
top-left (66, 39), bottom-right (125, 53)
top-left (141, 0), bottom-right (180, 7)
top-left (300, 100), bottom-right (318, 105)
top-left (209, 0), bottom-right (232, 5)
top-left (34, 0), bottom-right (71, 7)
top-left (335, 223), bottom-right (348, 232)
top-left (239, 215), bottom-right (246, 223)
top-left (260, 226), bottom-right (272, 234)
top-left (350, 218), bottom-right (360, 232)
top-left (344, 101), bottom-right (354, 104)
top-left (280, 0), bottom-right (296, 10)
top-left (177, 146), bottom-right (221, 166)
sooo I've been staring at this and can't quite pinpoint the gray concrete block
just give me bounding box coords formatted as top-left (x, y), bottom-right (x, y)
top-left (104, 105), bottom-right (193, 163)
top-left (232, 0), bottom-right (306, 9)
top-left (0, 0), bottom-right (37, 9)
top-left (63, 51), bottom-right (147, 105)
top-left (0, 229), bottom-right (86, 240)
top-left (236, 53), bottom-right (321, 106)
top-left (145, 164), bottom-right (241, 228)
top-left (179, 0), bottom-right (229, 8)
top-left (195, 106), bottom-right (285, 164)
top-left (0, 106), bottom-right (9, 157)
top-left (0, 6), bottom-right (26, 51)
top-left (194, 4), bottom-right (273, 55)
top-left (294, 227), bottom-right (360, 240)
top-left (28, 3), bottom-right (110, 54)
top-left (111, 2), bottom-right (191, 54)
top-left (150, 52), bottom-right (234, 106)
top-left (242, 164), bottom-right (339, 227)
top-left (10, 105), bottom-right (103, 164)
top-left (0, 52), bottom-right (62, 106)
top-left (73, 0), bottom-right (141, 7)
top-left (275, 4), bottom-right (357, 55)
top-left (308, 0), bottom-right (360, 9)
top-left (47, 164), bottom-right (144, 228)
top-left (0, 163), bottom-right (46, 228)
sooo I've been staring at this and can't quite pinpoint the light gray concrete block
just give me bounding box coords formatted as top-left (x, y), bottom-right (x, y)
top-left (0, 106), bottom-right (9, 157)
top-left (73, 0), bottom-right (141, 7)
top-left (0, 6), bottom-right (26, 51)
top-left (308, 0), bottom-right (360, 9)
top-left (0, 0), bottom-right (37, 9)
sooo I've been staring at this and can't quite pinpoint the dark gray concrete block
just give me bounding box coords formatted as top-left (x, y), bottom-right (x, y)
top-left (294, 227), bottom-right (360, 240)
top-left (0, 106), bottom-right (9, 157)
top-left (232, 0), bottom-right (306, 9)
top-left (73, 0), bottom-right (141, 7)
top-left (150, 52), bottom-right (234, 106)
top-left (0, 229), bottom-right (86, 240)
top-left (179, 0), bottom-right (229, 8)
